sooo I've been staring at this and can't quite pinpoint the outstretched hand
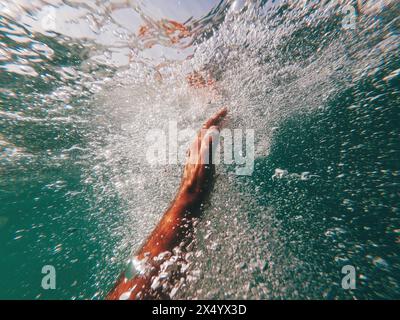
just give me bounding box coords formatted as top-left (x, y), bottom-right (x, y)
top-left (180, 107), bottom-right (228, 196)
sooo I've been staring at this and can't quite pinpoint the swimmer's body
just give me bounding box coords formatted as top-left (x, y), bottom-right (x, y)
top-left (106, 107), bottom-right (227, 300)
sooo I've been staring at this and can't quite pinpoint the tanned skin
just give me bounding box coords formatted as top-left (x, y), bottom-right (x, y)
top-left (106, 107), bottom-right (228, 300)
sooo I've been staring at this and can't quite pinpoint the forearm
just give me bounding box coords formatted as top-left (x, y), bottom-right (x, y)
top-left (106, 190), bottom-right (201, 300)
top-left (137, 189), bottom-right (201, 259)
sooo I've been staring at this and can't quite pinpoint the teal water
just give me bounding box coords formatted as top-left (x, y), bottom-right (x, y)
top-left (250, 83), bottom-right (400, 299)
top-left (1, 0), bottom-right (399, 299)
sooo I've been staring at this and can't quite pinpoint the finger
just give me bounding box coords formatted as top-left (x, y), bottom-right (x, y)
top-left (186, 133), bottom-right (202, 165)
top-left (202, 107), bottom-right (228, 130)
top-left (200, 126), bottom-right (220, 165)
